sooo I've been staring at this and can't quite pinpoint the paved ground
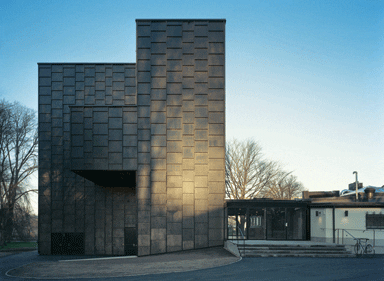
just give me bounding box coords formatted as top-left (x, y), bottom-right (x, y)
top-left (1, 247), bottom-right (239, 280)
top-left (0, 248), bottom-right (37, 258)
top-left (1, 248), bottom-right (383, 281)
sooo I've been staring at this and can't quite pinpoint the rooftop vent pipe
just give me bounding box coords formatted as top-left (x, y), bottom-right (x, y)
top-left (364, 187), bottom-right (376, 201)
top-left (353, 171), bottom-right (358, 201)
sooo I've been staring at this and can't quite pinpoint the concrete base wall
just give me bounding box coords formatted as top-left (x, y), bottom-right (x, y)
top-left (224, 240), bottom-right (240, 257)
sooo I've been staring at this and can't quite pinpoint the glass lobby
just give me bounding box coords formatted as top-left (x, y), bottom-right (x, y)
top-left (226, 200), bottom-right (309, 240)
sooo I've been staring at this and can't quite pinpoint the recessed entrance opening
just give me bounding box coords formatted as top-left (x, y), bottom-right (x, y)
top-left (72, 170), bottom-right (136, 188)
top-left (69, 170), bottom-right (137, 256)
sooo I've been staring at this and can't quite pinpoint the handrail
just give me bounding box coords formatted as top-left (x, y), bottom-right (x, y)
top-left (237, 227), bottom-right (246, 256)
top-left (330, 228), bottom-right (377, 255)
top-left (332, 228), bottom-right (377, 247)
top-left (343, 229), bottom-right (357, 240)
top-left (320, 227), bottom-right (379, 247)
top-left (238, 226), bottom-right (245, 239)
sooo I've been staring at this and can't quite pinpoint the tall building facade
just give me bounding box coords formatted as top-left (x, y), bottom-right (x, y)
top-left (38, 19), bottom-right (225, 256)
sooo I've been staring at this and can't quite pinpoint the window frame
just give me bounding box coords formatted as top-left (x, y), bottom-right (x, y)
top-left (366, 213), bottom-right (384, 229)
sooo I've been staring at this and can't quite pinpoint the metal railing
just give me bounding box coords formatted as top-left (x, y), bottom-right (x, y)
top-left (334, 228), bottom-right (377, 247)
top-left (317, 227), bottom-right (380, 255)
top-left (226, 226), bottom-right (246, 256)
top-left (238, 227), bottom-right (246, 256)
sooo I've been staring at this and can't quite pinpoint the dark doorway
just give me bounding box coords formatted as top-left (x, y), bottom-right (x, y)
top-left (267, 208), bottom-right (286, 239)
top-left (124, 227), bottom-right (137, 255)
top-left (51, 233), bottom-right (84, 255)
top-left (286, 207), bottom-right (306, 240)
top-left (266, 207), bottom-right (307, 240)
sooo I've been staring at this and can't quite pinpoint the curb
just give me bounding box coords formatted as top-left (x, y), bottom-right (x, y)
top-left (0, 247), bottom-right (37, 252)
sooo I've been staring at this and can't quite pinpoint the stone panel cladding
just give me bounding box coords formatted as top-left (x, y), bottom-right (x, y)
top-left (38, 63), bottom-right (138, 255)
top-left (136, 19), bottom-right (225, 256)
top-left (38, 19), bottom-right (226, 257)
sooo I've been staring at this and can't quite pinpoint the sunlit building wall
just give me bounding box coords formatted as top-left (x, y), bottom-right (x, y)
top-left (38, 19), bottom-right (226, 256)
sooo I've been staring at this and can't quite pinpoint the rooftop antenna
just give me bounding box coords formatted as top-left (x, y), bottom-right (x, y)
top-left (353, 171), bottom-right (358, 201)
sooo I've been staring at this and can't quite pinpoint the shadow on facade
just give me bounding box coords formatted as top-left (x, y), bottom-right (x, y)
top-left (48, 164), bottom-right (223, 256)
top-left (38, 19), bottom-right (226, 256)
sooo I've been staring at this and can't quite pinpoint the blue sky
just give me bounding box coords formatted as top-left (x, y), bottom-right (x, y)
top-left (1, 0), bottom-right (383, 212)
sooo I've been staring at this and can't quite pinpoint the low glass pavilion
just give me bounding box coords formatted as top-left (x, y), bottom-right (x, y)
top-left (225, 199), bottom-right (310, 240)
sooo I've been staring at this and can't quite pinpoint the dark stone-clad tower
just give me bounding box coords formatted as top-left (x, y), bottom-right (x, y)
top-left (38, 19), bottom-right (225, 256)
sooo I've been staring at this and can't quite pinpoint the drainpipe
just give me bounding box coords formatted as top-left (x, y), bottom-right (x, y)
top-left (332, 206), bottom-right (335, 243)
top-left (353, 171), bottom-right (358, 201)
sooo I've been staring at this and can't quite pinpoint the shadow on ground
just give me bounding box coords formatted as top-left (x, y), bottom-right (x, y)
top-left (6, 247), bottom-right (240, 279)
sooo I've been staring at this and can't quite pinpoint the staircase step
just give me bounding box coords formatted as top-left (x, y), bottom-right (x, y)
top-left (244, 251), bottom-right (349, 255)
top-left (243, 248), bottom-right (349, 254)
top-left (243, 253), bottom-right (355, 258)
top-left (242, 247), bottom-right (347, 251)
top-left (242, 248), bottom-right (350, 251)
top-left (239, 244), bottom-right (345, 248)
top-left (234, 242), bottom-right (355, 258)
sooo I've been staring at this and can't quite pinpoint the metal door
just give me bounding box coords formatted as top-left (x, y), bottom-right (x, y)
top-left (124, 227), bottom-right (137, 255)
top-left (266, 208), bottom-right (286, 240)
top-left (267, 207), bottom-right (306, 240)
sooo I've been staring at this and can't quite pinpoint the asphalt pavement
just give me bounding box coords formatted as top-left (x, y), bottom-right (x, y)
top-left (1, 248), bottom-right (383, 281)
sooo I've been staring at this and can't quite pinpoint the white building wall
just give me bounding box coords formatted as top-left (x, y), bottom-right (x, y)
top-left (310, 208), bottom-right (328, 243)
top-left (334, 208), bottom-right (384, 247)
top-left (311, 207), bottom-right (384, 253)
top-left (324, 208), bottom-right (334, 243)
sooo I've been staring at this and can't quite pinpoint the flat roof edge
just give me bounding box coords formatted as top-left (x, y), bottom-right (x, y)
top-left (310, 203), bottom-right (384, 208)
top-left (136, 19), bottom-right (226, 22)
top-left (37, 63), bottom-right (136, 65)
top-left (69, 105), bottom-right (137, 107)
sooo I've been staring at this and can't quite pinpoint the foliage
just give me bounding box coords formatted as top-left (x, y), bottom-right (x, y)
top-left (0, 99), bottom-right (38, 245)
top-left (225, 138), bottom-right (304, 200)
top-left (0, 241), bottom-right (37, 250)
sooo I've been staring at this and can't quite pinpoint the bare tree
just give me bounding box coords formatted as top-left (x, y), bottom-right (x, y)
top-left (0, 100), bottom-right (38, 245)
top-left (11, 201), bottom-right (35, 241)
top-left (226, 138), bottom-right (305, 200)
top-left (259, 171), bottom-right (304, 200)
top-left (225, 139), bottom-right (278, 199)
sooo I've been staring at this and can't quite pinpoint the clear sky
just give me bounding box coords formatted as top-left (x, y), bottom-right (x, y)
top-left (1, 0), bottom-right (383, 214)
